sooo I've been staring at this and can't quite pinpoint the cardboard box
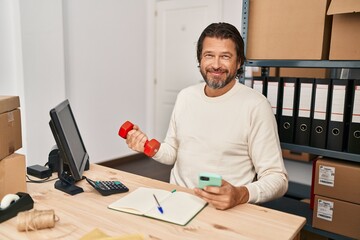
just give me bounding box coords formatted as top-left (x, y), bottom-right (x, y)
top-left (279, 68), bottom-right (330, 79)
top-left (252, 67), bottom-right (330, 79)
top-left (0, 153), bottom-right (27, 199)
top-left (246, 0), bottom-right (331, 60)
top-left (0, 96), bottom-right (20, 113)
top-left (313, 195), bottom-right (360, 239)
top-left (314, 158), bottom-right (360, 204)
top-left (282, 149), bottom-right (317, 162)
top-left (0, 96), bottom-right (22, 160)
top-left (328, 0), bottom-right (360, 60)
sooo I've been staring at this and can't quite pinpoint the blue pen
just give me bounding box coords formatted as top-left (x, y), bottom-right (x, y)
top-left (153, 194), bottom-right (164, 214)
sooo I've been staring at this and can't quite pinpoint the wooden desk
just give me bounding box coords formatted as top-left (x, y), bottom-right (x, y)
top-left (0, 164), bottom-right (305, 239)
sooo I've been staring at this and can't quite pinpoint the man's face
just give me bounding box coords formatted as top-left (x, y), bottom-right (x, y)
top-left (199, 37), bottom-right (240, 89)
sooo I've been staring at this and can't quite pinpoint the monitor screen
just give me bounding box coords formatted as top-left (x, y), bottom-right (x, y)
top-left (49, 99), bottom-right (89, 192)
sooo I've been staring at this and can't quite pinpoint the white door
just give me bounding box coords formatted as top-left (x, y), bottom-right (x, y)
top-left (155, 0), bottom-right (222, 140)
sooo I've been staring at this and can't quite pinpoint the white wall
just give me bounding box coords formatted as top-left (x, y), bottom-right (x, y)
top-left (222, 0), bottom-right (242, 30)
top-left (62, 0), bottom-right (148, 162)
top-left (0, 0), bottom-right (148, 166)
top-left (19, 0), bottom-right (67, 166)
top-left (0, 0), bottom-right (18, 95)
top-left (0, 0), bottom-right (67, 166)
top-left (0, 0), bottom-right (26, 159)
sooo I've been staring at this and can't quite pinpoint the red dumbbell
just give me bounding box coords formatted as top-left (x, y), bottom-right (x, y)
top-left (119, 121), bottom-right (160, 157)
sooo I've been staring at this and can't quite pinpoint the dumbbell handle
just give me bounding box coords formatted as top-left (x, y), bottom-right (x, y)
top-left (118, 121), bottom-right (160, 157)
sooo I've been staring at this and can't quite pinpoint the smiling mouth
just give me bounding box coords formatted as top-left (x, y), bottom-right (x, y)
top-left (210, 73), bottom-right (223, 77)
top-left (208, 70), bottom-right (226, 75)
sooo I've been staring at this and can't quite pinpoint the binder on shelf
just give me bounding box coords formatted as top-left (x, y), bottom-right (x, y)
top-left (310, 79), bottom-right (331, 149)
top-left (278, 77), bottom-right (298, 143)
top-left (265, 77), bottom-right (282, 122)
top-left (347, 79), bottom-right (360, 154)
top-left (294, 78), bottom-right (315, 146)
top-left (326, 79), bottom-right (350, 152)
top-left (244, 79), bottom-right (253, 88)
top-left (252, 76), bottom-right (267, 96)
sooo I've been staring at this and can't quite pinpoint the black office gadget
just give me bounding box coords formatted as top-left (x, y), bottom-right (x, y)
top-left (49, 99), bottom-right (89, 195)
top-left (0, 192), bottom-right (34, 223)
top-left (27, 164), bottom-right (52, 179)
top-left (49, 99), bottom-right (128, 196)
top-left (47, 145), bottom-right (60, 172)
top-left (84, 177), bottom-right (128, 196)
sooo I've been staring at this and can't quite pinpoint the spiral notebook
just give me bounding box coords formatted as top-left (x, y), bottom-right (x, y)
top-left (108, 187), bottom-right (207, 225)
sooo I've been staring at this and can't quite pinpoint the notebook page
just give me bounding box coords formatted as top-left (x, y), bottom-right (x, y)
top-left (145, 191), bottom-right (207, 225)
top-left (108, 187), bottom-right (170, 215)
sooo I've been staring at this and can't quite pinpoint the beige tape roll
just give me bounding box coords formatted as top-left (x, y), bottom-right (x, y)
top-left (0, 194), bottom-right (20, 209)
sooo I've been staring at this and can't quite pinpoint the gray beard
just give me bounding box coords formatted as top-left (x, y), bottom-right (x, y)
top-left (201, 70), bottom-right (235, 89)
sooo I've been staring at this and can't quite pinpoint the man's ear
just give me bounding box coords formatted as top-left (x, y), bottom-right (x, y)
top-left (237, 60), bottom-right (242, 71)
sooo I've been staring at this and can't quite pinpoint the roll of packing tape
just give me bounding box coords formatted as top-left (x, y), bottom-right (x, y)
top-left (0, 194), bottom-right (20, 209)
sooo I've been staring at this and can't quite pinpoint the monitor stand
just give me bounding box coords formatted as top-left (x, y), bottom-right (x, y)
top-left (54, 172), bottom-right (83, 195)
top-left (54, 180), bottom-right (83, 195)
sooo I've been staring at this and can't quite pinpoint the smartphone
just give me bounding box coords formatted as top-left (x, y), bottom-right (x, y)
top-left (198, 172), bottom-right (222, 189)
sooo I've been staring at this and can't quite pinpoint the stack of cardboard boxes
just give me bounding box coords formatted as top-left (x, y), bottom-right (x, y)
top-left (248, 0), bottom-right (360, 79)
top-left (246, 0), bottom-right (360, 61)
top-left (312, 158), bottom-right (360, 239)
top-left (0, 96), bottom-right (27, 200)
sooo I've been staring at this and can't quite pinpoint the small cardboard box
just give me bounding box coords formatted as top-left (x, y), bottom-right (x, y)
top-left (252, 67), bottom-right (330, 79)
top-left (327, 0), bottom-right (360, 60)
top-left (313, 195), bottom-right (360, 239)
top-left (314, 158), bottom-right (360, 204)
top-left (246, 0), bottom-right (332, 60)
top-left (0, 153), bottom-right (27, 199)
top-left (279, 68), bottom-right (330, 79)
top-left (0, 96), bottom-right (22, 160)
top-left (282, 149), bottom-right (317, 162)
top-left (0, 96), bottom-right (20, 114)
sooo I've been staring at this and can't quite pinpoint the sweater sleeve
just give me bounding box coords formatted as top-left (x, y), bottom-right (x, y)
top-left (245, 99), bottom-right (288, 203)
top-left (152, 96), bottom-right (180, 165)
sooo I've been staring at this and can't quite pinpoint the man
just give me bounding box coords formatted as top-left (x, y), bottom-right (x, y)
top-left (126, 22), bottom-right (288, 210)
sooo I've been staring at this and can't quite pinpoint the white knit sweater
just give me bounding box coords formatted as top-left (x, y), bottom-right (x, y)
top-left (153, 82), bottom-right (288, 203)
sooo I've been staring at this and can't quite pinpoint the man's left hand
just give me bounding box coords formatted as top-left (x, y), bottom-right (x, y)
top-left (193, 180), bottom-right (249, 210)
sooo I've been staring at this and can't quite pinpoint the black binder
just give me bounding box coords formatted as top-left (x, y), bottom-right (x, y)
top-left (278, 77), bottom-right (298, 143)
top-left (310, 79), bottom-right (331, 149)
top-left (294, 78), bottom-right (314, 146)
top-left (326, 79), bottom-right (351, 152)
top-left (265, 77), bottom-right (282, 123)
top-left (347, 79), bottom-right (360, 154)
top-left (252, 76), bottom-right (267, 96)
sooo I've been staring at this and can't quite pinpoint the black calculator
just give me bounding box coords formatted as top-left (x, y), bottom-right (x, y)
top-left (84, 177), bottom-right (129, 196)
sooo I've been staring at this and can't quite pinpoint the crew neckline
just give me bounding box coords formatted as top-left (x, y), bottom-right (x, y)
top-left (201, 82), bottom-right (242, 102)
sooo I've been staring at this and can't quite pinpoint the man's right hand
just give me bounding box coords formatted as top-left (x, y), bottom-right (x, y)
top-left (125, 124), bottom-right (148, 153)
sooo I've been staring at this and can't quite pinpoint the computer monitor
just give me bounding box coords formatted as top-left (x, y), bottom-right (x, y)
top-left (49, 99), bottom-right (89, 195)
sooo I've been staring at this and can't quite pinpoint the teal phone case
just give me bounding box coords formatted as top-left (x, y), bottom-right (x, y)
top-left (198, 172), bottom-right (222, 189)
